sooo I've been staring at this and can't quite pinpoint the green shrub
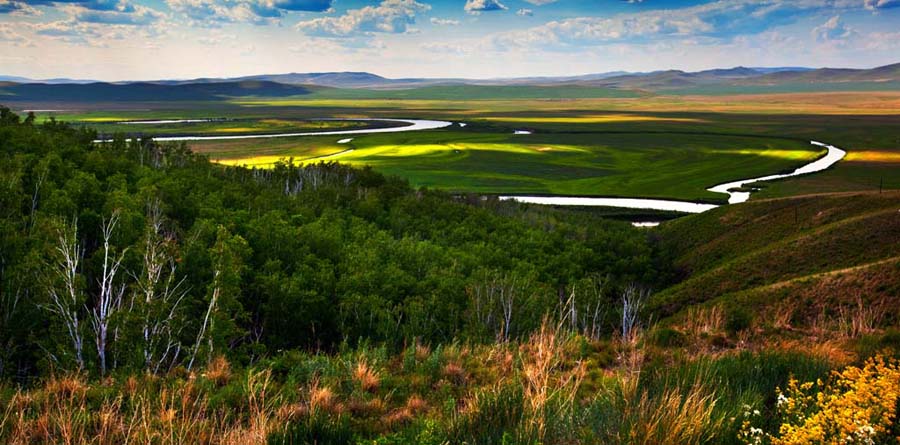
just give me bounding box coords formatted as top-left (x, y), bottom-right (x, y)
top-left (725, 307), bottom-right (751, 335)
top-left (269, 413), bottom-right (353, 445)
top-left (651, 328), bottom-right (687, 348)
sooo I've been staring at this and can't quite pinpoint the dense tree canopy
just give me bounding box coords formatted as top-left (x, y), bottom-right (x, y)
top-left (0, 106), bottom-right (669, 380)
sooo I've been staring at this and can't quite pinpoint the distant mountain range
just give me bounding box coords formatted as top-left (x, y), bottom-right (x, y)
top-left (579, 64), bottom-right (900, 90)
top-left (0, 81), bottom-right (315, 102)
top-left (1, 63), bottom-right (897, 102)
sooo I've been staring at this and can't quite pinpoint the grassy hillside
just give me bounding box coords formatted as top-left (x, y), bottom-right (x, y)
top-left (652, 191), bottom-right (900, 322)
top-left (0, 81), bottom-right (318, 102)
top-left (307, 84), bottom-right (641, 100)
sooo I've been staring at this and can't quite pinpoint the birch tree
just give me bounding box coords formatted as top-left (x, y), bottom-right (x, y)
top-left (45, 219), bottom-right (85, 371)
top-left (90, 211), bottom-right (127, 376)
top-left (189, 226), bottom-right (248, 370)
top-left (134, 200), bottom-right (187, 374)
top-left (621, 284), bottom-right (650, 342)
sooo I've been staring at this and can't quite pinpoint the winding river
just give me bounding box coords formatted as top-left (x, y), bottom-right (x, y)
top-left (98, 118), bottom-right (453, 142)
top-left (99, 118), bottom-right (846, 214)
top-left (501, 141), bottom-right (846, 214)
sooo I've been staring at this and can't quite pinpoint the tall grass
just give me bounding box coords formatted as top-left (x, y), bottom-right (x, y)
top-left (0, 334), bottom-right (844, 445)
top-left (585, 374), bottom-right (722, 445)
top-left (0, 367), bottom-right (283, 445)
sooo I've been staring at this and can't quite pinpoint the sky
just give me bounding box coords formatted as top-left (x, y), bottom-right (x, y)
top-left (1, 0), bottom-right (899, 81)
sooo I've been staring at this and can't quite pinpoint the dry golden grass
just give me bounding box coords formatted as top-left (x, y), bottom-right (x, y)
top-left (620, 380), bottom-right (722, 445)
top-left (680, 305), bottom-right (725, 337)
top-left (204, 355), bottom-right (232, 386)
top-left (0, 370), bottom-right (284, 445)
top-left (308, 379), bottom-right (344, 416)
top-left (405, 394), bottom-right (428, 415)
top-left (442, 362), bottom-right (467, 385)
top-left (414, 342), bottom-right (431, 361)
top-left (519, 319), bottom-right (586, 442)
top-left (353, 359), bottom-right (381, 393)
top-left (836, 295), bottom-right (885, 339)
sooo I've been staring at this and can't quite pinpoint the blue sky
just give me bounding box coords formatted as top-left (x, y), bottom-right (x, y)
top-left (1, 0), bottom-right (899, 80)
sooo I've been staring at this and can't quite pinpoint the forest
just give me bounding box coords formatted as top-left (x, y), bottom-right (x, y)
top-left (0, 105), bottom-right (664, 380)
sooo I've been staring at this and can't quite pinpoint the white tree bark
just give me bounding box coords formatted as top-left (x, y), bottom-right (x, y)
top-left (90, 211), bottom-right (127, 376)
top-left (135, 200), bottom-right (187, 373)
top-left (621, 284), bottom-right (649, 341)
top-left (45, 220), bottom-right (85, 371)
top-left (188, 268), bottom-right (220, 371)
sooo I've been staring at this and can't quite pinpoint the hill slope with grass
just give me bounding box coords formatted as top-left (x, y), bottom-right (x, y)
top-left (652, 191), bottom-right (900, 324)
top-left (0, 80), bottom-right (318, 102)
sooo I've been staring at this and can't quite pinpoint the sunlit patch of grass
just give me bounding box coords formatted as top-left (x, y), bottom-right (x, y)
top-left (324, 143), bottom-right (589, 162)
top-left (845, 151), bottom-right (900, 163)
top-left (482, 114), bottom-right (707, 124)
top-left (708, 148), bottom-right (821, 161)
top-left (214, 127), bottom-right (258, 133)
top-left (79, 117), bottom-right (126, 122)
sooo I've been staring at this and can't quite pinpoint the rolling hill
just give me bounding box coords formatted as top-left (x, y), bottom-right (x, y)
top-left (3, 63), bottom-right (898, 96)
top-left (652, 191), bottom-right (900, 326)
top-left (0, 80), bottom-right (317, 102)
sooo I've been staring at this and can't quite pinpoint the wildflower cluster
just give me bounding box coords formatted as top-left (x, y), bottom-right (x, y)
top-left (739, 355), bottom-right (900, 445)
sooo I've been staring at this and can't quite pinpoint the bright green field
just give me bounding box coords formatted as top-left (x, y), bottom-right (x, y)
top-left (210, 129), bottom-right (819, 202)
top-left (20, 90), bottom-right (899, 203)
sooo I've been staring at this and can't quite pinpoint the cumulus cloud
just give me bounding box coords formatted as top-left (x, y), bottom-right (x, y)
top-left (31, 19), bottom-right (138, 45)
top-left (464, 0), bottom-right (506, 15)
top-left (166, 0), bottom-right (272, 26)
top-left (73, 4), bottom-right (164, 25)
top-left (488, 0), bottom-right (871, 50)
top-left (10, 1), bottom-right (166, 26)
top-left (517, 8), bottom-right (533, 16)
top-left (296, 0), bottom-right (430, 37)
top-left (0, 22), bottom-right (32, 45)
top-left (0, 1), bottom-right (41, 15)
top-left (420, 41), bottom-right (469, 54)
top-left (863, 31), bottom-right (900, 50)
top-left (864, 0), bottom-right (900, 9)
top-left (165, 0), bottom-right (334, 26)
top-left (430, 17), bottom-right (460, 26)
top-left (812, 15), bottom-right (855, 42)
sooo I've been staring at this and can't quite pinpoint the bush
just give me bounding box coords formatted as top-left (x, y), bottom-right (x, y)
top-left (726, 307), bottom-right (752, 335)
top-left (269, 413), bottom-right (353, 445)
top-left (651, 328), bottom-right (687, 348)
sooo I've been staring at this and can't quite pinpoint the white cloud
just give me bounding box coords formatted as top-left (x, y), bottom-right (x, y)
top-left (864, 0), bottom-right (900, 10)
top-left (165, 0), bottom-right (334, 26)
top-left (166, 0), bottom-right (274, 26)
top-left (0, 1), bottom-right (41, 15)
top-left (517, 8), bottom-right (533, 16)
top-left (812, 15), bottom-right (855, 43)
top-left (487, 0), bottom-right (870, 50)
top-left (464, 0), bottom-right (506, 15)
top-left (430, 17), bottom-right (460, 26)
top-left (420, 41), bottom-right (469, 54)
top-left (863, 31), bottom-right (900, 50)
top-left (0, 22), bottom-right (32, 46)
top-left (296, 0), bottom-right (430, 37)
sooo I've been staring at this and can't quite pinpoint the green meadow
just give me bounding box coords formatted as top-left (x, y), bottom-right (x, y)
top-left (31, 89), bottom-right (900, 203)
top-left (217, 130), bottom-right (818, 202)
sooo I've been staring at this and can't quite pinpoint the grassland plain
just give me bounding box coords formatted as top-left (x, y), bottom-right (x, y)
top-left (87, 118), bottom-right (404, 138)
top-left (23, 90), bottom-right (900, 201)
